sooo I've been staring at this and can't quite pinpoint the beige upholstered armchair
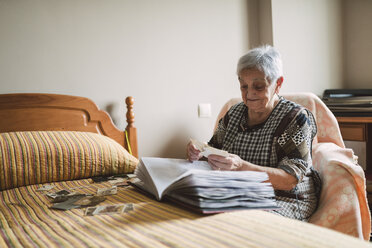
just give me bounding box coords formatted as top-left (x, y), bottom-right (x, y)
top-left (214, 92), bottom-right (371, 240)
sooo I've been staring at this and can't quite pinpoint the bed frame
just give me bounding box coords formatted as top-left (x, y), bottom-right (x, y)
top-left (0, 93), bottom-right (138, 157)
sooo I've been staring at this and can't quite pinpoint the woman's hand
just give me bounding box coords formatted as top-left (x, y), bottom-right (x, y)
top-left (187, 141), bottom-right (202, 162)
top-left (208, 153), bottom-right (298, 190)
top-left (208, 153), bottom-right (244, 171)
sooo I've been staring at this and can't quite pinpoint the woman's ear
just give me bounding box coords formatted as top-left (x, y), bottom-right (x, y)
top-left (275, 77), bottom-right (284, 93)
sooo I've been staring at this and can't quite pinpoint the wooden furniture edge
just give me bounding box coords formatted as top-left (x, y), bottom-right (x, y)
top-left (336, 116), bottom-right (372, 123)
top-left (336, 115), bottom-right (372, 173)
top-left (125, 96), bottom-right (138, 158)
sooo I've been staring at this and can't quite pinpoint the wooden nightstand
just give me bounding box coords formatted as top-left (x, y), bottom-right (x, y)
top-left (337, 116), bottom-right (372, 172)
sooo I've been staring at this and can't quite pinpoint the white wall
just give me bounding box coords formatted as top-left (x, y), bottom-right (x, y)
top-left (271, 0), bottom-right (343, 96)
top-left (0, 0), bottom-right (247, 158)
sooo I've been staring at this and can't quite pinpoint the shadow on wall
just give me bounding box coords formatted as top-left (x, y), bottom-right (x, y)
top-left (104, 103), bottom-right (119, 127)
top-left (157, 127), bottom-right (193, 159)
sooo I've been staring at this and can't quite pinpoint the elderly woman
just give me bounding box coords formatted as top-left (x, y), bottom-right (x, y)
top-left (187, 45), bottom-right (321, 221)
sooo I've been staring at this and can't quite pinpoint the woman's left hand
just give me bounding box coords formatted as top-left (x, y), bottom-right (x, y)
top-left (208, 153), bottom-right (243, 171)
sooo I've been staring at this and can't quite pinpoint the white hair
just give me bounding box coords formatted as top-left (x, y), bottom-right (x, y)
top-left (237, 45), bottom-right (283, 84)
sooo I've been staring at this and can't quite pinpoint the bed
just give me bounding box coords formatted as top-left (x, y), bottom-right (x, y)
top-left (0, 93), bottom-right (371, 248)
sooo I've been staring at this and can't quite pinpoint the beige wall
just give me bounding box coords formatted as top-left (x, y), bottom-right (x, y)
top-left (246, 0), bottom-right (273, 48)
top-left (1, 0), bottom-right (370, 158)
top-left (0, 0), bottom-right (248, 157)
top-left (343, 0), bottom-right (372, 88)
top-left (271, 0), bottom-right (343, 96)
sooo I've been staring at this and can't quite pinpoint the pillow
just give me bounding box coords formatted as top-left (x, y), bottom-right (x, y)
top-left (0, 131), bottom-right (139, 190)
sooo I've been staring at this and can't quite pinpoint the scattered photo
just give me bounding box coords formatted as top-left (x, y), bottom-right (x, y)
top-left (109, 178), bottom-right (129, 187)
top-left (85, 204), bottom-right (126, 216)
top-left (50, 193), bottom-right (89, 204)
top-left (74, 196), bottom-right (106, 207)
top-left (91, 176), bottom-right (115, 183)
top-left (51, 194), bottom-right (86, 210)
top-left (109, 178), bottom-right (125, 185)
top-left (47, 190), bottom-right (71, 199)
top-left (36, 185), bottom-right (55, 191)
top-left (123, 203), bottom-right (134, 213)
top-left (85, 206), bottom-right (97, 216)
top-left (97, 186), bottom-right (117, 196)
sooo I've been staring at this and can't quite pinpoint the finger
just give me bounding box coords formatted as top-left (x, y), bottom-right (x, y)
top-left (209, 162), bottom-right (221, 171)
top-left (187, 144), bottom-right (200, 156)
top-left (188, 155), bottom-right (198, 161)
top-left (189, 150), bottom-right (203, 161)
top-left (208, 158), bottom-right (223, 169)
top-left (208, 157), bottom-right (232, 170)
top-left (189, 148), bottom-right (201, 158)
top-left (188, 143), bottom-right (200, 152)
top-left (215, 163), bottom-right (230, 170)
top-left (208, 155), bottom-right (229, 164)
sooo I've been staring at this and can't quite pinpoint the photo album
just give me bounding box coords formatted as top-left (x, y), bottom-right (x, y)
top-left (131, 157), bottom-right (278, 214)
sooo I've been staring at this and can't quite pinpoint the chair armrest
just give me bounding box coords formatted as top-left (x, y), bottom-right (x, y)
top-left (309, 142), bottom-right (370, 240)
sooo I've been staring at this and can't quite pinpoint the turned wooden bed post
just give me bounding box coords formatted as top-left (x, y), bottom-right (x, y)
top-left (125, 96), bottom-right (138, 158)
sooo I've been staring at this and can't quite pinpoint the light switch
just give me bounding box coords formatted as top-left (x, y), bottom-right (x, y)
top-left (198, 103), bottom-right (211, 118)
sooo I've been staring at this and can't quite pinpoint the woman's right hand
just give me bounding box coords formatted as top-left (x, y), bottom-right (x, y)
top-left (187, 141), bottom-right (202, 162)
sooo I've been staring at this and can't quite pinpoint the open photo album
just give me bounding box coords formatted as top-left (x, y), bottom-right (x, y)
top-left (132, 157), bottom-right (278, 213)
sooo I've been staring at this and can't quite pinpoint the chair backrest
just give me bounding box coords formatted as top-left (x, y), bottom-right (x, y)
top-left (214, 92), bottom-right (345, 148)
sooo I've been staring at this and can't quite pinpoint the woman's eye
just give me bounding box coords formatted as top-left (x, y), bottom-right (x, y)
top-left (254, 84), bottom-right (266, 91)
top-left (240, 85), bottom-right (248, 90)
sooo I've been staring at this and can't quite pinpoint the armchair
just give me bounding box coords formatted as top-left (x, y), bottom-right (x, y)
top-left (214, 92), bottom-right (371, 240)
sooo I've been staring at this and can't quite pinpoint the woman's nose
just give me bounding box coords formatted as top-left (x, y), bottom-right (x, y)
top-left (246, 89), bottom-right (256, 97)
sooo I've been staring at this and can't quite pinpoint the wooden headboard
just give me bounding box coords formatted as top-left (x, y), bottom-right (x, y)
top-left (0, 93), bottom-right (138, 157)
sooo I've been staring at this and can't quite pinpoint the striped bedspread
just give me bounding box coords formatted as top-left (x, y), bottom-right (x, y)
top-left (1, 179), bottom-right (371, 248)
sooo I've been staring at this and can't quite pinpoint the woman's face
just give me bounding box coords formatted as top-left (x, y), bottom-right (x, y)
top-left (238, 68), bottom-right (279, 113)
